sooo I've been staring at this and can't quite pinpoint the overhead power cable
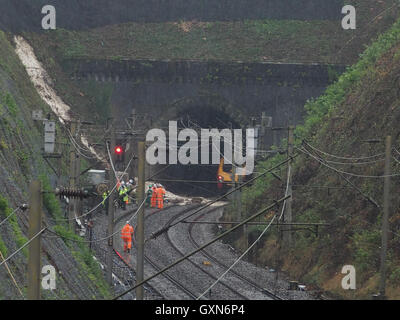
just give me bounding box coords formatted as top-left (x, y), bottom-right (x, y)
top-left (113, 194), bottom-right (290, 300)
top-left (0, 250), bottom-right (25, 299)
top-left (197, 163), bottom-right (291, 299)
top-left (46, 198), bottom-right (146, 244)
top-left (324, 157), bottom-right (385, 166)
top-left (67, 128), bottom-right (93, 153)
top-left (392, 154), bottom-right (400, 165)
top-left (305, 142), bottom-right (385, 161)
top-left (298, 143), bottom-right (380, 208)
top-left (0, 206), bottom-right (24, 228)
top-left (301, 143), bottom-right (400, 179)
top-left (0, 228), bottom-right (47, 268)
top-left (197, 216), bottom-right (276, 300)
top-left (66, 129), bottom-right (97, 160)
top-left (49, 152), bottom-right (136, 223)
top-left (106, 142), bottom-right (120, 182)
top-left (148, 154), bottom-right (297, 241)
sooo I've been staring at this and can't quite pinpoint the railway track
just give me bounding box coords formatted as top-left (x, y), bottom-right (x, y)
top-left (187, 209), bottom-right (282, 300)
top-left (163, 206), bottom-right (250, 300)
top-left (113, 202), bottom-right (285, 300)
top-left (116, 204), bottom-right (202, 299)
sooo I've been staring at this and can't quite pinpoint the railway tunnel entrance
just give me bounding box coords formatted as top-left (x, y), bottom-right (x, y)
top-left (67, 58), bottom-right (345, 197)
top-left (149, 94), bottom-right (244, 197)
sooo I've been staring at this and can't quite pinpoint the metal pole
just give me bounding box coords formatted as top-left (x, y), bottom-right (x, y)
top-left (149, 155), bottom-right (298, 240)
top-left (285, 125), bottom-right (294, 246)
top-left (260, 112), bottom-right (266, 151)
top-left (75, 154), bottom-right (81, 220)
top-left (28, 180), bottom-right (42, 300)
top-left (69, 122), bottom-right (76, 229)
top-left (230, 165), bottom-right (236, 202)
top-left (106, 125), bottom-right (116, 287)
top-left (238, 174), bottom-right (247, 250)
top-left (379, 135), bottom-right (391, 298)
top-left (115, 195), bottom-right (290, 300)
top-left (129, 108), bottom-right (137, 180)
top-left (136, 141), bottom-right (146, 299)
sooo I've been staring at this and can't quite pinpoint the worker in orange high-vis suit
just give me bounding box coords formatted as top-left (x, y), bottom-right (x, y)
top-left (156, 184), bottom-right (166, 209)
top-left (150, 184), bottom-right (157, 208)
top-left (121, 221), bottom-right (134, 253)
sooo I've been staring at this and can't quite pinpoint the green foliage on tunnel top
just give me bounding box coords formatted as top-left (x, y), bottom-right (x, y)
top-left (26, 0), bottom-right (398, 65)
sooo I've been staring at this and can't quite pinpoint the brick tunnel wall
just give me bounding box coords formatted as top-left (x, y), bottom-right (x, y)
top-left (63, 58), bottom-right (345, 150)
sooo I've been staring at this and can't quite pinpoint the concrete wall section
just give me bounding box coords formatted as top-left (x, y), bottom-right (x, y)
top-left (64, 59), bottom-right (346, 87)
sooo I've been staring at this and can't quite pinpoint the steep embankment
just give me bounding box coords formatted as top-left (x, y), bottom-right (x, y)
top-left (0, 31), bottom-right (112, 299)
top-left (236, 17), bottom-right (400, 299)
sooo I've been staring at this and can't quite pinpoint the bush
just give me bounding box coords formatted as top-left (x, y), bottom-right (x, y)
top-left (390, 267), bottom-right (400, 285)
top-left (0, 195), bottom-right (28, 256)
top-left (352, 229), bottom-right (381, 274)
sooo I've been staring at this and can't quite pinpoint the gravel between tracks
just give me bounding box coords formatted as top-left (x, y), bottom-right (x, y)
top-left (92, 200), bottom-right (317, 300)
top-left (191, 207), bottom-right (315, 300)
top-left (90, 204), bottom-right (162, 300)
top-left (167, 205), bottom-right (269, 299)
top-left (145, 204), bottom-right (247, 300)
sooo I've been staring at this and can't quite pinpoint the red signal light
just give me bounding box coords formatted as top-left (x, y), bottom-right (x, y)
top-left (115, 146), bottom-right (123, 155)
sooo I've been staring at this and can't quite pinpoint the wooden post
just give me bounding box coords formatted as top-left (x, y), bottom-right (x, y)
top-left (238, 174), bottom-right (247, 250)
top-left (286, 126), bottom-right (294, 246)
top-left (106, 125), bottom-right (116, 287)
top-left (136, 141), bottom-right (146, 299)
top-left (28, 180), bottom-right (42, 300)
top-left (69, 122), bottom-right (76, 229)
top-left (379, 135), bottom-right (391, 298)
top-left (129, 108), bottom-right (137, 180)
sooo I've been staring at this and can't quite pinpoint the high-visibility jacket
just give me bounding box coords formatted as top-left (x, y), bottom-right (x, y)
top-left (150, 186), bottom-right (157, 206)
top-left (102, 191), bottom-right (109, 206)
top-left (121, 224), bottom-right (134, 241)
top-left (156, 187), bottom-right (166, 199)
top-left (124, 187), bottom-right (129, 203)
top-left (119, 187), bottom-right (129, 202)
top-left (146, 187), bottom-right (153, 203)
top-left (156, 187), bottom-right (166, 201)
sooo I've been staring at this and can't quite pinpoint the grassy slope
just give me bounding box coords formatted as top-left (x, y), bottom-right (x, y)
top-left (25, 0), bottom-right (399, 65)
top-left (237, 16), bottom-right (400, 299)
top-left (0, 31), bottom-right (112, 299)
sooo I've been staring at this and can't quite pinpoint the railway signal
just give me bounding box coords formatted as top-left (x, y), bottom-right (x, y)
top-left (114, 141), bottom-right (126, 170)
top-left (115, 145), bottom-right (123, 155)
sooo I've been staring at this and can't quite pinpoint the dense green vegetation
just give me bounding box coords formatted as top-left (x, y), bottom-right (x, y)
top-left (233, 15), bottom-right (400, 299)
top-left (40, 174), bottom-right (113, 299)
top-left (0, 195), bottom-right (28, 256)
top-left (0, 29), bottom-right (112, 299)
